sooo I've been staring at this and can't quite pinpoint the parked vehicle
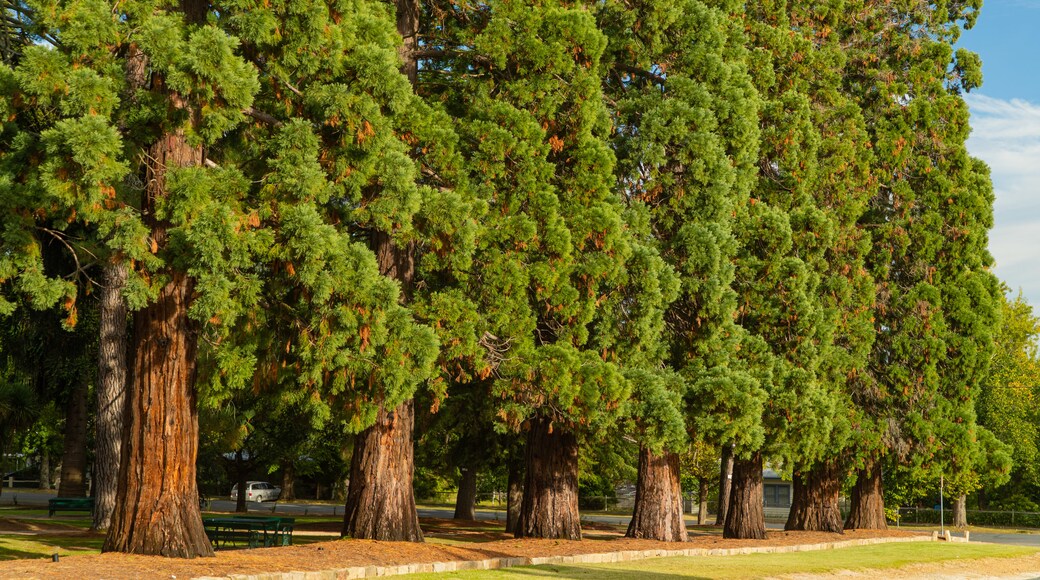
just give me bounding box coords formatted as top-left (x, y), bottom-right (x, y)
top-left (230, 481), bottom-right (282, 502)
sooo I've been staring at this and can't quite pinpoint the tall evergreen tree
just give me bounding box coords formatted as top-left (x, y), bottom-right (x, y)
top-left (775, 1), bottom-right (876, 534)
top-left (419, 0), bottom-right (676, 540)
top-left (1, 0), bottom-right (443, 555)
top-left (837, 0), bottom-right (987, 530)
top-left (597, 0), bottom-right (760, 542)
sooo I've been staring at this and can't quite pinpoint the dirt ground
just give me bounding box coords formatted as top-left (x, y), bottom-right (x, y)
top-left (0, 517), bottom-right (1022, 580)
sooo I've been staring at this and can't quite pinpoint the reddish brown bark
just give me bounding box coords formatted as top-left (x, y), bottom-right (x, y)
top-left (626, 447), bottom-right (688, 542)
top-left (715, 443), bottom-right (734, 525)
top-left (338, 0), bottom-right (425, 543)
top-left (454, 467), bottom-right (477, 521)
top-left (102, 122), bottom-right (211, 556)
top-left (515, 417), bottom-right (581, 540)
top-left (342, 400), bottom-right (423, 541)
top-left (57, 376), bottom-right (89, 498)
top-left (785, 461), bottom-right (844, 533)
top-left (724, 452), bottom-right (766, 539)
top-left (844, 459), bottom-right (887, 530)
top-left (93, 262), bottom-right (128, 530)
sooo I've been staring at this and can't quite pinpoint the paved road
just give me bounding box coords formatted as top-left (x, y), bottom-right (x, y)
top-left (7, 490), bottom-right (1040, 547)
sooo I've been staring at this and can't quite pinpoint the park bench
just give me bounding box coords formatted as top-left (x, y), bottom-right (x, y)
top-left (203, 515), bottom-right (294, 549)
top-left (48, 497), bottom-right (94, 517)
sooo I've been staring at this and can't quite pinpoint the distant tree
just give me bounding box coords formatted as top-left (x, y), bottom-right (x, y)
top-left (978, 290), bottom-right (1040, 505)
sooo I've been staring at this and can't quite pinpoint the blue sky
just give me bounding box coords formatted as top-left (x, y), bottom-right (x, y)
top-left (959, 1), bottom-right (1040, 306)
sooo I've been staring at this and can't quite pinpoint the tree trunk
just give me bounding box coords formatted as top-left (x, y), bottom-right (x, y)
top-left (342, 400), bottom-right (423, 541)
top-left (234, 450), bottom-right (248, 513)
top-left (57, 377), bottom-right (90, 498)
top-left (339, 0), bottom-right (425, 544)
top-left (844, 459), bottom-right (887, 530)
top-left (454, 467), bottom-right (478, 520)
top-left (953, 494), bottom-right (967, 528)
top-left (102, 123), bottom-right (212, 557)
top-left (724, 451), bottom-right (766, 539)
top-left (785, 460), bottom-right (844, 533)
top-left (38, 448), bottom-right (50, 490)
top-left (93, 262), bottom-right (128, 530)
top-left (505, 457), bottom-right (523, 534)
top-left (626, 447), bottom-right (687, 542)
top-left (281, 462), bottom-right (296, 502)
top-left (515, 417), bottom-right (581, 539)
top-left (103, 272), bottom-right (210, 556)
top-left (715, 443), bottom-right (734, 526)
top-left (697, 479), bottom-right (710, 526)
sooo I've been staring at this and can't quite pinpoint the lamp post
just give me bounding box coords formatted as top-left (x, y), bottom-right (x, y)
top-left (939, 473), bottom-right (945, 537)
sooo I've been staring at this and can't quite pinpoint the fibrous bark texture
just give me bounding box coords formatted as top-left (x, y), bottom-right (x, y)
top-left (844, 460), bottom-right (887, 530)
top-left (342, 400), bottom-right (423, 542)
top-left (715, 443), bottom-right (734, 526)
top-left (626, 447), bottom-right (688, 542)
top-left (102, 128), bottom-right (212, 558)
top-left (57, 377), bottom-right (89, 498)
top-left (723, 452), bottom-right (766, 539)
top-left (93, 261), bottom-right (128, 530)
top-left (454, 467), bottom-right (477, 521)
top-left (515, 417), bottom-right (581, 540)
top-left (785, 461), bottom-right (844, 533)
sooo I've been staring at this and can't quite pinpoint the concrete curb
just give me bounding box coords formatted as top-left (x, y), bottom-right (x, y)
top-left (193, 534), bottom-right (938, 580)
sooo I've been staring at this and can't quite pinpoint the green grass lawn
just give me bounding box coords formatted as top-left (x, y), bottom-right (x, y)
top-left (399, 542), bottom-right (1040, 580)
top-left (0, 533), bottom-right (104, 560)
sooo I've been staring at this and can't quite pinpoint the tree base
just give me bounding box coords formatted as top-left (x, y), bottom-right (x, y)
top-left (515, 417), bottom-right (581, 540)
top-left (785, 461), bottom-right (844, 533)
top-left (342, 400), bottom-right (424, 542)
top-left (626, 447), bottom-right (688, 542)
top-left (724, 452), bottom-right (766, 539)
top-left (844, 460), bottom-right (887, 530)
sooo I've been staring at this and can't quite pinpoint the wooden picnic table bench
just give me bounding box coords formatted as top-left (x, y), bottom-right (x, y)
top-left (203, 516), bottom-right (295, 549)
top-left (48, 497), bottom-right (94, 517)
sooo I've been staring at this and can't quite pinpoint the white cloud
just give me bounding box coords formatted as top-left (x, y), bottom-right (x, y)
top-left (965, 93), bottom-right (1040, 304)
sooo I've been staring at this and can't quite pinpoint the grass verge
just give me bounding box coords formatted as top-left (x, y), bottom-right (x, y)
top-left (400, 542), bottom-right (1040, 579)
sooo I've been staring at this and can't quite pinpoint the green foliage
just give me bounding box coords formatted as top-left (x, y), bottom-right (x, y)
top-left (979, 289), bottom-right (1040, 499)
top-left (599, 0), bottom-right (762, 454)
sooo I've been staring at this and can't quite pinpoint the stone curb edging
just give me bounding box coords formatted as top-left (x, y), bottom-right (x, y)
top-left (193, 534), bottom-right (938, 580)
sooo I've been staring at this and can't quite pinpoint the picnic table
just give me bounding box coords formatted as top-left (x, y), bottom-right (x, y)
top-left (203, 515), bottom-right (294, 549)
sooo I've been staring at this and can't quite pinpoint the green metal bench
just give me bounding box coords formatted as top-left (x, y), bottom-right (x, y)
top-left (48, 497), bottom-right (94, 517)
top-left (203, 516), bottom-right (295, 549)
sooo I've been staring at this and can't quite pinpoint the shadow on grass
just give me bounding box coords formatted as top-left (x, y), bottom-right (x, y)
top-left (0, 545), bottom-right (53, 560)
top-left (0, 533), bottom-right (104, 560)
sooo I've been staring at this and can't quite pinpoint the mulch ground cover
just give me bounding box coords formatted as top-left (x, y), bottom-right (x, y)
top-left (0, 515), bottom-right (924, 579)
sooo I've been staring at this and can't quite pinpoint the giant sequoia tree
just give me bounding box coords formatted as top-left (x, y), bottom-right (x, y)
top-left (597, 0), bottom-right (759, 542)
top-left (1, 0), bottom-right (440, 555)
top-left (416, 0), bottom-right (677, 540)
top-left (838, 0), bottom-right (990, 530)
